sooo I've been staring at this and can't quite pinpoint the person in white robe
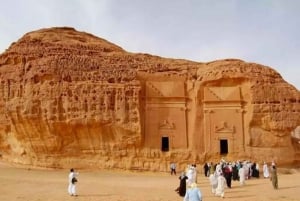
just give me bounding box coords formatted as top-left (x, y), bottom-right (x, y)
top-left (263, 162), bottom-right (270, 178)
top-left (209, 172), bottom-right (218, 194)
top-left (238, 165), bottom-right (245, 186)
top-left (192, 165), bottom-right (197, 183)
top-left (215, 173), bottom-right (226, 198)
top-left (247, 162), bottom-right (252, 179)
top-left (186, 166), bottom-right (195, 186)
top-left (244, 163), bottom-right (250, 180)
top-left (215, 163), bottom-right (222, 176)
top-left (68, 168), bottom-right (79, 196)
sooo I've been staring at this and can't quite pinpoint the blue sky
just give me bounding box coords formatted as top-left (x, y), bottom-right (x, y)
top-left (1, 0), bottom-right (299, 90)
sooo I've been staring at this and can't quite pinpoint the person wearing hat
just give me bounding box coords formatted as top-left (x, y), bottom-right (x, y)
top-left (183, 182), bottom-right (202, 201)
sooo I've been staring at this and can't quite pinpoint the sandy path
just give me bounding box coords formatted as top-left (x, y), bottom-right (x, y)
top-left (0, 162), bottom-right (299, 201)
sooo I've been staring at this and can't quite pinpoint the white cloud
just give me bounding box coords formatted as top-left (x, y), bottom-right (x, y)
top-left (0, 0), bottom-right (299, 89)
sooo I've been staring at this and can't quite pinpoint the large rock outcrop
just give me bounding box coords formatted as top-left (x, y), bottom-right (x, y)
top-left (0, 27), bottom-right (299, 170)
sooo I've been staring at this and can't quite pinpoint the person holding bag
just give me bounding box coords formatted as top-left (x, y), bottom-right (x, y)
top-left (68, 168), bottom-right (79, 196)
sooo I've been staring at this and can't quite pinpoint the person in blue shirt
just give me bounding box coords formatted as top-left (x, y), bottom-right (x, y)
top-left (183, 182), bottom-right (202, 201)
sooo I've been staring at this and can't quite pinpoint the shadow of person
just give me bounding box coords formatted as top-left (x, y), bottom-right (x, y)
top-left (75, 193), bottom-right (115, 197)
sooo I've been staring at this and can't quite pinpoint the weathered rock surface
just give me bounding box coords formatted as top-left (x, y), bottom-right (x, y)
top-left (0, 27), bottom-right (299, 170)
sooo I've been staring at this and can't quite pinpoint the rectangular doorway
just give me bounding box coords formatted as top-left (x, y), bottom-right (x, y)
top-left (220, 139), bottom-right (228, 154)
top-left (161, 136), bottom-right (169, 152)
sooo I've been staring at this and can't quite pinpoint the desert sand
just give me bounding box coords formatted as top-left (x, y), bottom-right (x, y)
top-left (0, 161), bottom-right (299, 201)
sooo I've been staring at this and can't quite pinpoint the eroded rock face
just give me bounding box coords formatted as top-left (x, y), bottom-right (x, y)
top-left (0, 27), bottom-right (299, 170)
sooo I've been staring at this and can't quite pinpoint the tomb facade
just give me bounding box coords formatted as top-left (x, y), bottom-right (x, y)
top-left (0, 27), bottom-right (299, 170)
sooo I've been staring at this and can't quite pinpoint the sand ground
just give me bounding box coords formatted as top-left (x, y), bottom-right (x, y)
top-left (0, 161), bottom-right (299, 201)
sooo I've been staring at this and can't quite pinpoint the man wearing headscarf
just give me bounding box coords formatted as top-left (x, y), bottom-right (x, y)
top-left (186, 165), bottom-right (196, 186)
top-left (209, 172), bottom-right (218, 194)
top-left (270, 164), bottom-right (278, 189)
top-left (68, 168), bottom-right (79, 196)
top-left (183, 183), bottom-right (202, 201)
top-left (215, 173), bottom-right (226, 198)
top-left (263, 162), bottom-right (270, 178)
top-left (238, 164), bottom-right (246, 186)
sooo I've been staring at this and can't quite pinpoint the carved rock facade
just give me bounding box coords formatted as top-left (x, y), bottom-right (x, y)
top-left (0, 27), bottom-right (299, 170)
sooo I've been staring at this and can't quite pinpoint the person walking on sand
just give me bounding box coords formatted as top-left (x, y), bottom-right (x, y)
top-left (209, 172), bottom-right (218, 194)
top-left (270, 164), bottom-right (278, 189)
top-left (203, 162), bottom-right (209, 177)
top-left (68, 168), bottom-right (79, 196)
top-left (186, 165), bottom-right (196, 186)
top-left (238, 164), bottom-right (246, 186)
top-left (223, 164), bottom-right (232, 188)
top-left (215, 172), bottom-right (226, 198)
top-left (263, 162), bottom-right (270, 178)
top-left (183, 182), bottom-right (202, 201)
top-left (175, 172), bottom-right (188, 197)
top-left (170, 162), bottom-right (177, 175)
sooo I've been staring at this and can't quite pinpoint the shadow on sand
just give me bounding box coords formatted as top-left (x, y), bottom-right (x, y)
top-left (225, 194), bottom-right (255, 199)
top-left (278, 185), bottom-right (300, 190)
top-left (75, 193), bottom-right (115, 197)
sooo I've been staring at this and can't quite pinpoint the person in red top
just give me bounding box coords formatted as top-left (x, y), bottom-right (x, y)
top-left (223, 164), bottom-right (232, 188)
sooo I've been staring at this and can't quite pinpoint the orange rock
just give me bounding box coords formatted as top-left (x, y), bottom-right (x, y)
top-left (0, 27), bottom-right (299, 170)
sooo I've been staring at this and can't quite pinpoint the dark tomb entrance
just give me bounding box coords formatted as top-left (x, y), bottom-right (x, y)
top-left (161, 136), bottom-right (169, 152)
top-left (220, 139), bottom-right (228, 154)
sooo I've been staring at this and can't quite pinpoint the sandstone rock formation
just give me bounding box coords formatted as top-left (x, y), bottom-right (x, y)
top-left (0, 27), bottom-right (299, 170)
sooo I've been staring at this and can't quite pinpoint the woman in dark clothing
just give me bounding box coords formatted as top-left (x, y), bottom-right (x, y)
top-left (232, 163), bottom-right (239, 181)
top-left (176, 172), bottom-right (188, 197)
top-left (203, 163), bottom-right (209, 177)
top-left (251, 163), bottom-right (259, 178)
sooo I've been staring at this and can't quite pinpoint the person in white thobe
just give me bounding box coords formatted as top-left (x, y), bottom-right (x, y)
top-left (263, 162), bottom-right (270, 178)
top-left (68, 168), bottom-right (79, 196)
top-left (215, 163), bottom-right (222, 176)
top-left (238, 165), bottom-right (245, 186)
top-left (192, 166), bottom-right (197, 183)
top-left (244, 163), bottom-right (249, 180)
top-left (186, 166), bottom-right (196, 186)
top-left (215, 173), bottom-right (226, 198)
top-left (209, 172), bottom-right (218, 194)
